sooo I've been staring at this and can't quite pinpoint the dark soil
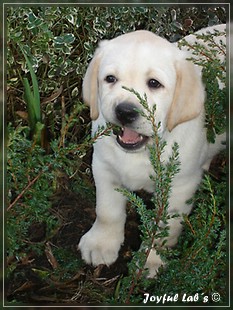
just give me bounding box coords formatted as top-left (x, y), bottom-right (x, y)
top-left (5, 152), bottom-right (225, 306)
top-left (5, 161), bottom-right (145, 306)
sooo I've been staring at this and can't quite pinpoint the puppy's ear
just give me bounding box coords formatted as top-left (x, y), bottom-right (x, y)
top-left (167, 59), bottom-right (205, 131)
top-left (82, 49), bottom-right (102, 120)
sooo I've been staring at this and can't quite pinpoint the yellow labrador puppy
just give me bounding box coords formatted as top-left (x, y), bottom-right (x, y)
top-left (79, 24), bottom-right (226, 277)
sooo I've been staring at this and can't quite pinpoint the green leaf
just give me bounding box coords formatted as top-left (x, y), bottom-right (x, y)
top-left (63, 33), bottom-right (75, 44)
top-left (22, 77), bottom-right (36, 129)
top-left (19, 45), bottom-right (41, 124)
top-left (54, 33), bottom-right (75, 45)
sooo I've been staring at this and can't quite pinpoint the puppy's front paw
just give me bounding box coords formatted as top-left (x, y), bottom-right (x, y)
top-left (78, 224), bottom-right (124, 266)
top-left (144, 248), bottom-right (165, 278)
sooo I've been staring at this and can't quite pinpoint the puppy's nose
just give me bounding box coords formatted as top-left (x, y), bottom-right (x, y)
top-left (115, 103), bottom-right (139, 125)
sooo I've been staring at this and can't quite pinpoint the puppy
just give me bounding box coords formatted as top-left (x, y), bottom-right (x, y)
top-left (79, 24), bottom-right (226, 277)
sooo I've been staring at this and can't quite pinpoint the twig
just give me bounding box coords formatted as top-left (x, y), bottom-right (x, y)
top-left (184, 42), bottom-right (225, 71)
top-left (7, 164), bottom-right (51, 211)
top-left (125, 245), bottom-right (154, 304)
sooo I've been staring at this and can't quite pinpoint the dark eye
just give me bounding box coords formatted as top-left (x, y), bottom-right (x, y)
top-left (105, 75), bottom-right (117, 84)
top-left (147, 79), bottom-right (162, 89)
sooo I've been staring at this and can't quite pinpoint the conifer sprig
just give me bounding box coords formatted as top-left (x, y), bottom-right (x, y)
top-left (116, 88), bottom-right (180, 303)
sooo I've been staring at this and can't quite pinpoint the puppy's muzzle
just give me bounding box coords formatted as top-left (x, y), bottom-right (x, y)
top-left (114, 102), bottom-right (148, 150)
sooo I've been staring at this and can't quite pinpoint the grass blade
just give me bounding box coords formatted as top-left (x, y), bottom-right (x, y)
top-left (19, 45), bottom-right (41, 123)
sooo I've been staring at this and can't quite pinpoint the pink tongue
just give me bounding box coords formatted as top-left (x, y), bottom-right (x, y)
top-left (121, 127), bottom-right (141, 143)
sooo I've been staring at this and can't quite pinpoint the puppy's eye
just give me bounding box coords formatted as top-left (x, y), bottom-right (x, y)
top-left (105, 75), bottom-right (117, 84)
top-left (147, 79), bottom-right (162, 89)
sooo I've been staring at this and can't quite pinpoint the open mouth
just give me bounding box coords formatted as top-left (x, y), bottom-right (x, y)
top-left (114, 127), bottom-right (149, 150)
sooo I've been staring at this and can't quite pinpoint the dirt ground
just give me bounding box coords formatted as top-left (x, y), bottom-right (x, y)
top-left (5, 152), bottom-right (225, 306)
top-left (5, 170), bottom-right (149, 305)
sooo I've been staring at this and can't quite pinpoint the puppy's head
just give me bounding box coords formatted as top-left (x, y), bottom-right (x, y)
top-left (83, 30), bottom-right (205, 150)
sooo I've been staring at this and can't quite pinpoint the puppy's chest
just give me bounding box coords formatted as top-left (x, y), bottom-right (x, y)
top-left (116, 153), bottom-right (155, 193)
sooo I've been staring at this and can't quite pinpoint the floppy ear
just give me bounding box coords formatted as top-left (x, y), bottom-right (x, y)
top-left (167, 59), bottom-right (205, 131)
top-left (82, 50), bottom-right (102, 120)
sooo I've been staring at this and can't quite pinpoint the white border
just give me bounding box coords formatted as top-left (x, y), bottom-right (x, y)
top-left (2, 2), bottom-right (231, 308)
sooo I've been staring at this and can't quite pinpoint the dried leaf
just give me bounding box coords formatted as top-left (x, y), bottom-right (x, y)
top-left (44, 242), bottom-right (59, 269)
top-left (16, 111), bottom-right (28, 120)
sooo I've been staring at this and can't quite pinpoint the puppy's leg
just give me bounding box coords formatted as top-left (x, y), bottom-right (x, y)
top-left (145, 177), bottom-right (200, 277)
top-left (79, 157), bottom-right (127, 266)
top-left (144, 216), bottom-right (184, 277)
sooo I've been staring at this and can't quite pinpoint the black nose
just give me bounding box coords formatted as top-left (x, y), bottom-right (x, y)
top-left (115, 103), bottom-right (139, 125)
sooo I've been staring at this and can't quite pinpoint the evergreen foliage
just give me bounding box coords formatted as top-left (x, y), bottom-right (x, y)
top-left (178, 28), bottom-right (226, 143)
top-left (112, 86), bottom-right (226, 305)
